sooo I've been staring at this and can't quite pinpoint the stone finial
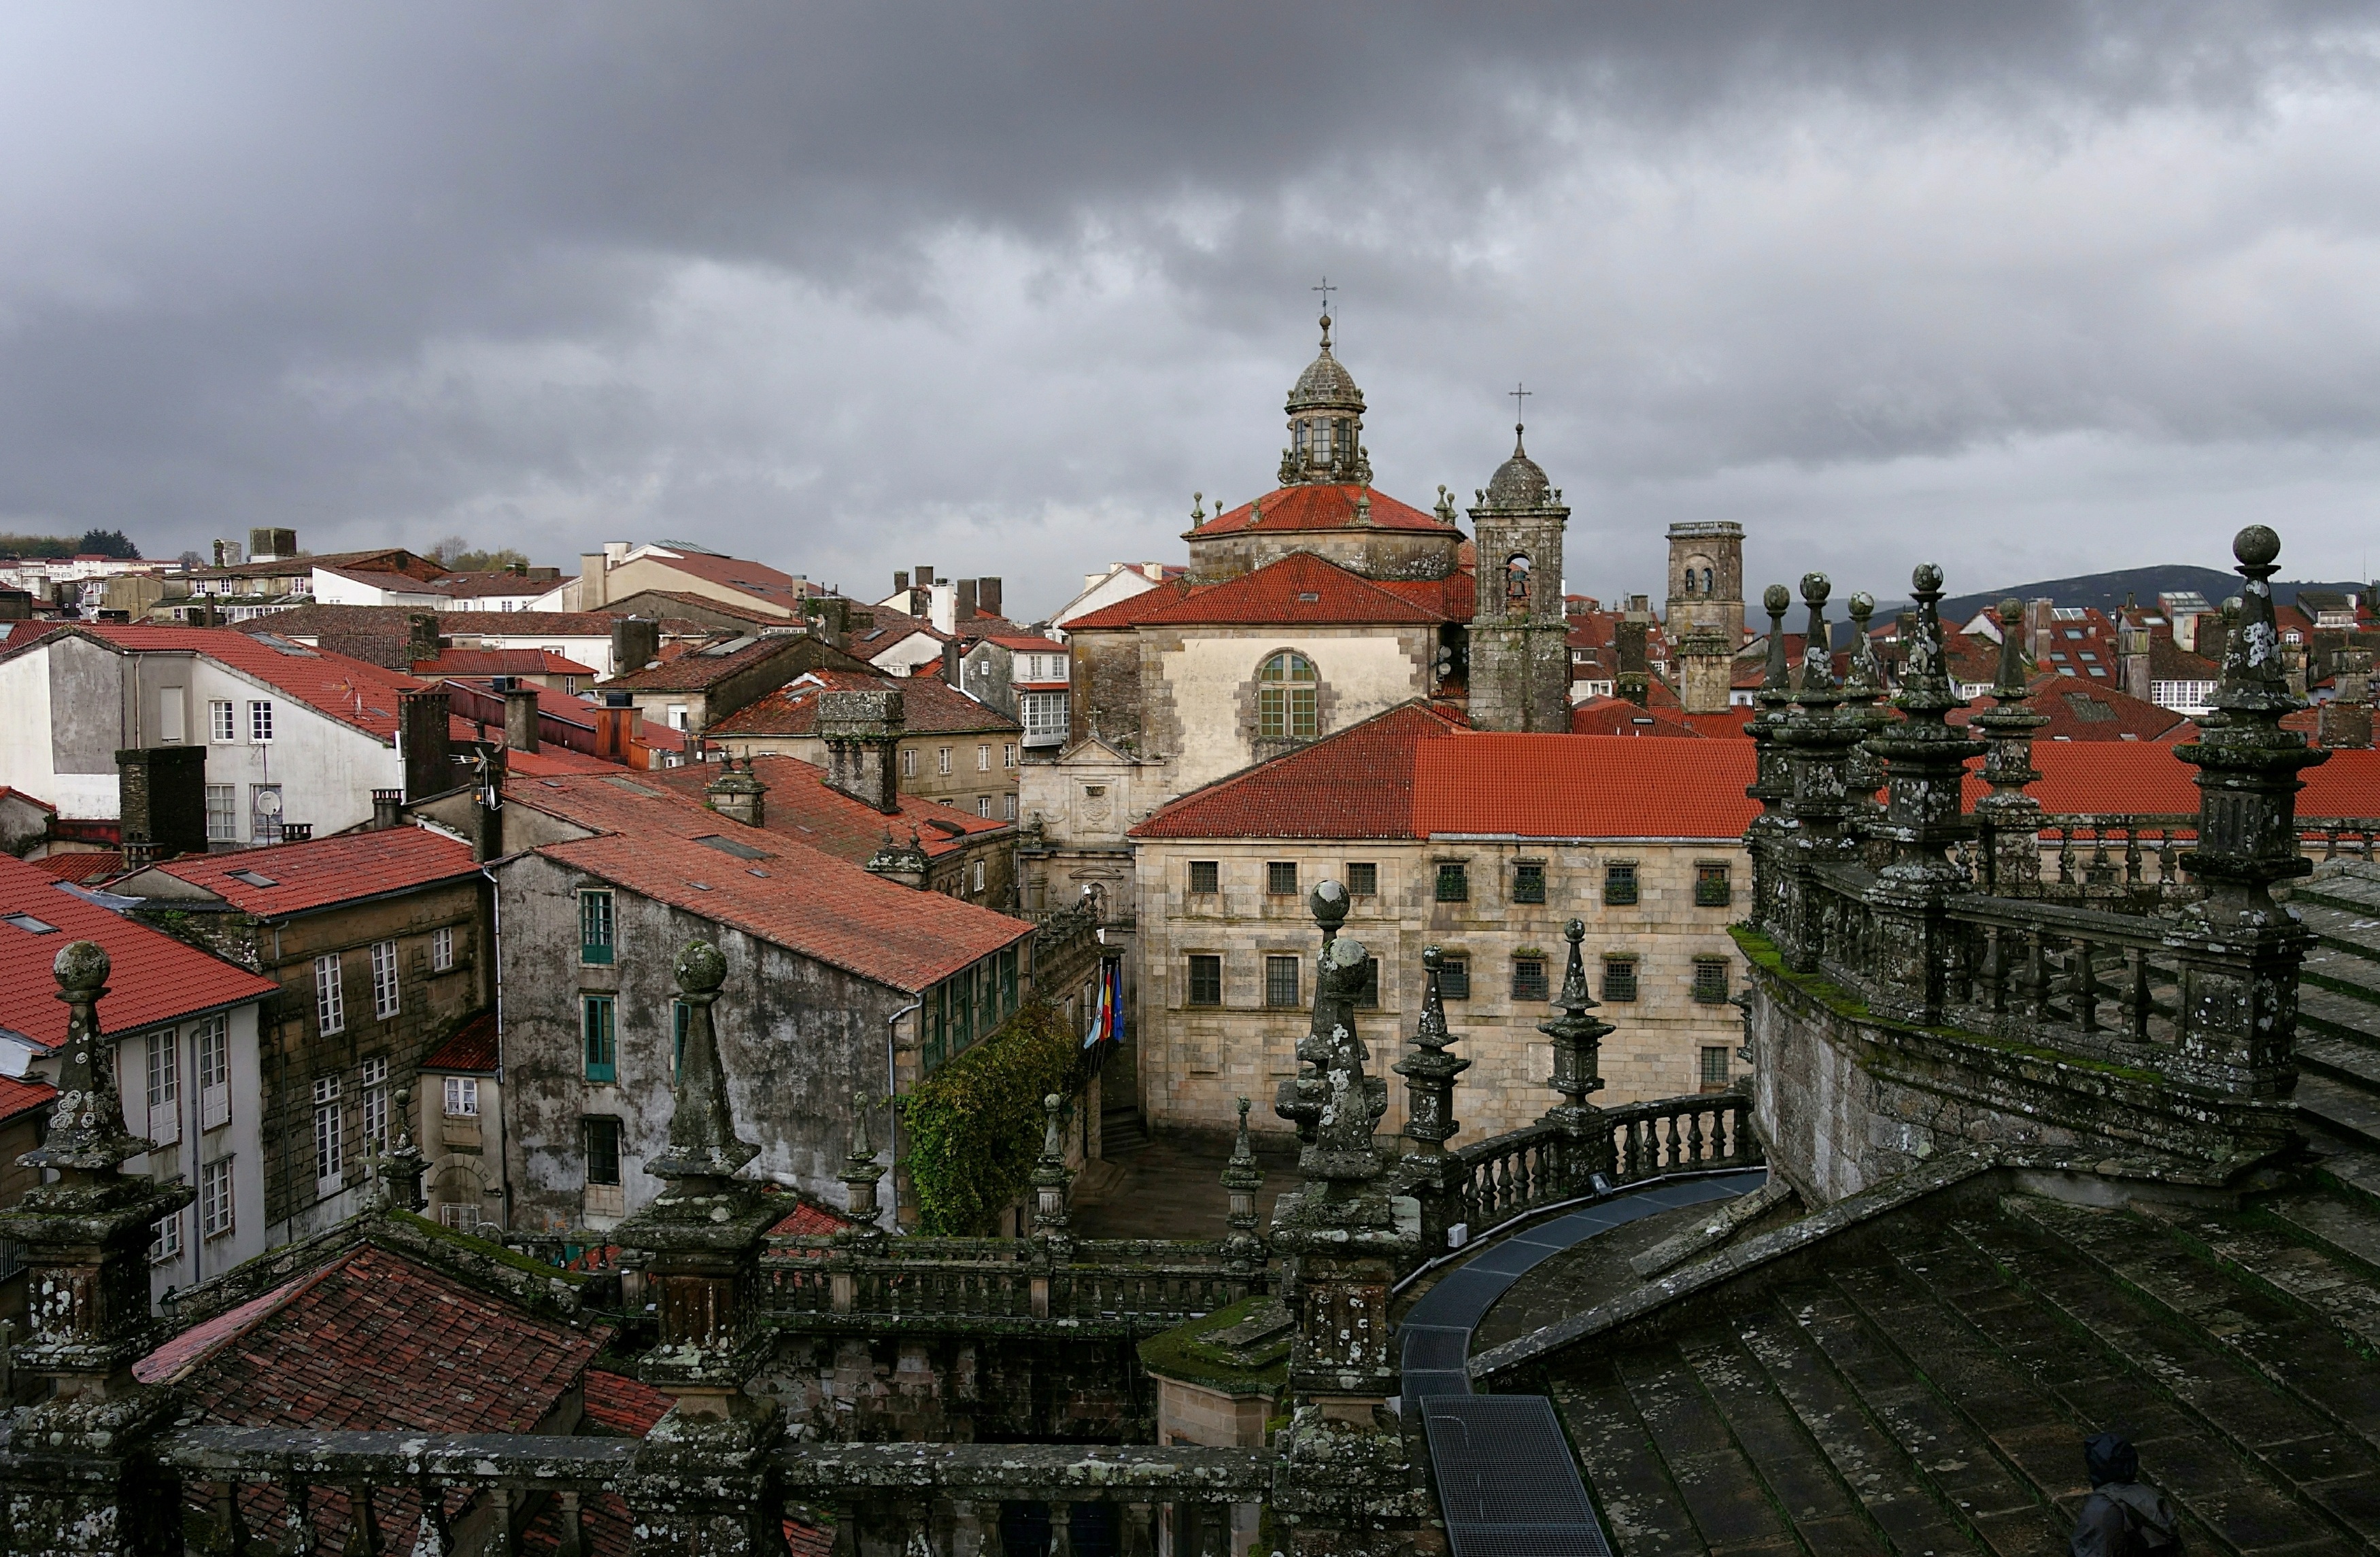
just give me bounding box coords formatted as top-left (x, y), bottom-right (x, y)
top-left (1219, 1097), bottom-right (1265, 1265)
top-left (1309, 877), bottom-right (1350, 943)
top-left (1031, 1092), bottom-right (1073, 1243)
top-left (1843, 591), bottom-right (1884, 699)
top-left (1276, 880), bottom-right (1353, 1144)
top-left (1992, 596), bottom-right (2032, 699)
top-left (1395, 946), bottom-right (1470, 1165)
top-left (1539, 921), bottom-right (1613, 1139)
top-left (1795, 573), bottom-right (1838, 702)
top-left (1284, 935), bottom-right (1393, 1229)
top-left (1760, 584), bottom-right (1794, 697)
top-left (646, 939), bottom-right (761, 1190)
top-left (1435, 484), bottom-right (1457, 525)
top-left (23, 942), bottom-right (150, 1177)
top-left (1971, 593), bottom-right (2050, 890)
top-left (1191, 492), bottom-right (1204, 522)
top-left (838, 1088), bottom-right (885, 1228)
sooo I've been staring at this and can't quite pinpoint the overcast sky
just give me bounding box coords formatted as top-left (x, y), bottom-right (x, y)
top-left (5, 4), bottom-right (2380, 618)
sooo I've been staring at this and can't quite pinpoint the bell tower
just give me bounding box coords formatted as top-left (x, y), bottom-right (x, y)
top-left (1467, 405), bottom-right (1571, 733)
top-left (1666, 520), bottom-right (1745, 640)
top-left (1276, 302), bottom-right (1372, 488)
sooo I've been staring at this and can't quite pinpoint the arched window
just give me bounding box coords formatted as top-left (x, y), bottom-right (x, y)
top-left (1701, 567), bottom-right (1715, 594)
top-left (1505, 554), bottom-right (1531, 611)
top-left (1258, 652), bottom-right (1319, 741)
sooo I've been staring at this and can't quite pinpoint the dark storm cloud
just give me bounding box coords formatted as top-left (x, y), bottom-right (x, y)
top-left (3, 3), bottom-right (2378, 609)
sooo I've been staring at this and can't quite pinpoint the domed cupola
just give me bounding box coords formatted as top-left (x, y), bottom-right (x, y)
top-left (1278, 310), bottom-right (1373, 487)
top-left (1480, 423), bottom-right (1552, 511)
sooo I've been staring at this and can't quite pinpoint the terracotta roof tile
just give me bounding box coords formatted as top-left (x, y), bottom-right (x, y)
top-left (1131, 703), bottom-right (1465, 840)
top-left (1066, 552), bottom-right (1461, 631)
top-left (505, 773), bottom-right (1031, 992)
top-left (632, 550), bottom-right (809, 610)
top-left (422, 1011), bottom-right (498, 1073)
top-left (143, 826), bottom-right (478, 918)
top-left (600, 633), bottom-right (813, 692)
top-left (707, 669), bottom-right (1017, 739)
top-left (770, 1199), bottom-right (857, 1237)
top-left (643, 756), bottom-right (1007, 864)
top-left (0, 1073), bottom-right (55, 1124)
top-left (1415, 735), bottom-right (1761, 839)
top-left (1185, 483), bottom-right (1461, 539)
top-left (32, 850), bottom-right (125, 884)
top-left (50, 625), bottom-right (426, 743)
top-left (0, 854), bottom-right (277, 1048)
top-left (415, 648), bottom-right (596, 677)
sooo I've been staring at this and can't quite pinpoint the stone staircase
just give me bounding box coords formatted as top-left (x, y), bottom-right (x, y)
top-left (1546, 1185), bottom-right (2380, 1555)
top-left (1099, 1105), bottom-right (1151, 1158)
top-left (2291, 865), bottom-right (2380, 1153)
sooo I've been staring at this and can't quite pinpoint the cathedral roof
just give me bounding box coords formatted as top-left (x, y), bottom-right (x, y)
top-left (1185, 483), bottom-right (1463, 541)
top-left (1065, 550), bottom-right (1472, 631)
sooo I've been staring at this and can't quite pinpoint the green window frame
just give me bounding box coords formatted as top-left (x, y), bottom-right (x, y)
top-left (1604, 863), bottom-right (1639, 906)
top-left (1700, 1046), bottom-right (1732, 1093)
top-left (925, 984), bottom-right (949, 1073)
top-left (1257, 652), bottom-right (1319, 741)
top-left (1512, 863), bottom-right (1546, 905)
top-left (582, 995), bottom-right (617, 1083)
top-left (1435, 862), bottom-right (1469, 903)
top-left (579, 890), bottom-right (615, 965)
top-left (976, 956), bottom-right (999, 1037)
top-left (1189, 860), bottom-right (1219, 894)
top-left (1346, 862), bottom-right (1378, 897)
top-left (1357, 956), bottom-right (1380, 1010)
top-left (1263, 955), bottom-right (1299, 1009)
top-left (1695, 863), bottom-right (1733, 908)
top-left (998, 948), bottom-right (1019, 1016)
top-left (954, 967), bottom-right (977, 1052)
top-left (1267, 860), bottom-right (1298, 897)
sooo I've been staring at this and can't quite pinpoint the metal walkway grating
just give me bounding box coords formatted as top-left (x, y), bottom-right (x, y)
top-left (1425, 1395), bottom-right (1612, 1557)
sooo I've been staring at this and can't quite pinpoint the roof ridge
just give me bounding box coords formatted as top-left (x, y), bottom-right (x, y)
top-left (1129, 699), bottom-right (1462, 838)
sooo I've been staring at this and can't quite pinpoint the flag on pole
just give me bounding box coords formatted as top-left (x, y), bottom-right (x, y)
top-left (1083, 960), bottom-right (1123, 1048)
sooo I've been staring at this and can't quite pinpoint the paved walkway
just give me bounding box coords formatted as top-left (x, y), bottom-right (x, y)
top-left (1070, 1137), bottom-right (1301, 1241)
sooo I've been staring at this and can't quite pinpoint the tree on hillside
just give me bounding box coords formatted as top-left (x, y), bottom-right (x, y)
top-left (430, 535), bottom-right (530, 572)
top-left (78, 529), bottom-right (140, 559)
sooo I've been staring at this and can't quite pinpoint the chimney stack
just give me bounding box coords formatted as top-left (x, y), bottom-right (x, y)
top-left (2117, 622), bottom-right (2153, 703)
top-left (705, 756), bottom-right (767, 828)
top-left (977, 577), bottom-right (1002, 620)
top-left (818, 689), bottom-right (906, 814)
top-left (115, 747), bottom-right (209, 861)
top-left (499, 678), bottom-right (541, 754)
top-left (592, 690), bottom-right (644, 766)
top-left (608, 616), bottom-right (659, 677)
top-left (399, 688), bottom-right (454, 801)
top-left (894, 571), bottom-right (910, 594)
top-left (1678, 629), bottom-right (1733, 716)
top-left (955, 579), bottom-right (979, 623)
top-left (2322, 648), bottom-right (2374, 750)
top-left (371, 789), bottom-right (405, 830)
top-left (1614, 619), bottom-right (1650, 708)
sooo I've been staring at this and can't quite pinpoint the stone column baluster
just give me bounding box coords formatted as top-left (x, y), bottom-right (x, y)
top-left (1538, 922), bottom-right (1613, 1184)
top-left (1744, 584), bottom-right (1797, 932)
top-left (1047, 1501), bottom-right (1076, 1557)
top-left (838, 1088), bottom-right (888, 1244)
top-left (1972, 597), bottom-right (2049, 893)
top-left (2169, 526), bottom-right (2330, 1118)
top-left (1031, 1092), bottom-right (1074, 1318)
top-left (1218, 1098), bottom-right (1267, 1275)
top-left (1393, 948), bottom-right (1469, 1252)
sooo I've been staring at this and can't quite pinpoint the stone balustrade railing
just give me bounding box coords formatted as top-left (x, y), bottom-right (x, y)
top-left (758, 1234), bottom-right (1261, 1335)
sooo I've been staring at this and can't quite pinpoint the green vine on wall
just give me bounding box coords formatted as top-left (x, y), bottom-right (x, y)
top-left (897, 999), bottom-right (1083, 1235)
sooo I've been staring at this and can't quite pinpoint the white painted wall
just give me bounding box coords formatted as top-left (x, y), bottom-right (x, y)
top-left (866, 633), bottom-right (948, 678)
top-left (1051, 563), bottom-right (1169, 632)
top-left (1157, 629), bottom-right (1428, 797)
top-left (311, 568), bottom-right (446, 608)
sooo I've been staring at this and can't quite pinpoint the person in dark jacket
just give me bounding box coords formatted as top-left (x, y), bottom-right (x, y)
top-left (2071, 1433), bottom-right (2181, 1556)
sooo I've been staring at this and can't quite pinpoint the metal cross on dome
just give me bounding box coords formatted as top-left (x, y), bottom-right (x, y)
top-left (1510, 382), bottom-right (1532, 424)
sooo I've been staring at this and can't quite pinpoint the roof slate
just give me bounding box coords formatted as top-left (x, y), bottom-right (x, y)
top-left (601, 634), bottom-right (808, 692)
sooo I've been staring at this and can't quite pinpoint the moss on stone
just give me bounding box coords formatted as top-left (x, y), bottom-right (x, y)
top-left (385, 1208), bottom-right (591, 1284)
top-left (1136, 1294), bottom-right (1291, 1396)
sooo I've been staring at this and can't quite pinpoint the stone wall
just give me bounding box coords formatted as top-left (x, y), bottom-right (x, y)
top-left (1185, 529), bottom-right (1463, 584)
top-left (754, 1332), bottom-right (1152, 1444)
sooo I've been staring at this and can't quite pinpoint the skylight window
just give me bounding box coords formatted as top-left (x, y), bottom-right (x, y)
top-left (3, 913), bottom-right (58, 934)
top-left (250, 633), bottom-right (318, 657)
top-left (695, 835), bottom-right (768, 860)
top-left (602, 777), bottom-right (663, 797)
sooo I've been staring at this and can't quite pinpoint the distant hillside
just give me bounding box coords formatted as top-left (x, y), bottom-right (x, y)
top-left (1875, 565), bottom-right (2364, 626)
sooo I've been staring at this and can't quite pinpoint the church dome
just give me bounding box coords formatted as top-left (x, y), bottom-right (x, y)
top-left (1287, 316), bottom-right (1365, 412)
top-left (1482, 426), bottom-right (1551, 509)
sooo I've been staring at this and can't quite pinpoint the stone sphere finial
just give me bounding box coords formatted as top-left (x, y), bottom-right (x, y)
top-left (1998, 596), bottom-right (2024, 624)
top-left (53, 939), bottom-right (108, 994)
top-left (1911, 563), bottom-right (1944, 596)
top-left (1849, 590), bottom-right (1875, 624)
top-left (1309, 877), bottom-right (1349, 932)
top-left (2234, 524), bottom-right (2281, 569)
top-left (674, 938), bottom-right (727, 996)
top-left (1323, 935), bottom-right (1368, 974)
top-left (1422, 945), bottom-right (1442, 972)
top-left (1763, 584), bottom-right (1792, 616)
top-left (1800, 572), bottom-right (1831, 607)
top-left (1564, 918), bottom-right (1585, 945)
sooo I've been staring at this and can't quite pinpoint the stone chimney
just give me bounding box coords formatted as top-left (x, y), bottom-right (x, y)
top-left (1677, 628), bottom-right (1733, 715)
top-left (371, 788), bottom-right (405, 830)
top-left (978, 577), bottom-right (1003, 619)
top-left (955, 579), bottom-right (979, 622)
top-left (893, 570), bottom-right (910, 594)
top-left (592, 690), bottom-right (643, 765)
top-left (116, 746), bottom-right (209, 861)
top-left (579, 550), bottom-right (609, 608)
top-left (706, 756), bottom-right (766, 828)
top-left (1614, 618), bottom-right (1650, 707)
top-left (405, 611), bottom-right (441, 667)
top-left (2118, 622), bottom-right (2153, 703)
top-left (819, 688), bottom-right (904, 814)
top-left (609, 616), bottom-right (659, 676)
top-left (399, 687), bottom-right (454, 801)
top-left (500, 677), bottom-right (541, 754)
top-left (2322, 648), bottom-right (2374, 750)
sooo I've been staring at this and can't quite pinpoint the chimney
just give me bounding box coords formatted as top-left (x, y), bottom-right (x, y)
top-left (592, 690), bottom-right (643, 765)
top-left (942, 637), bottom-right (962, 687)
top-left (1614, 618), bottom-right (1650, 708)
top-left (955, 579), bottom-right (979, 623)
top-left (2117, 623), bottom-right (2153, 703)
top-left (894, 571), bottom-right (910, 594)
top-left (115, 746), bottom-right (209, 860)
top-left (705, 756), bottom-right (767, 827)
top-left (405, 611), bottom-right (441, 667)
top-left (579, 551), bottom-right (609, 608)
top-left (609, 616), bottom-right (659, 676)
top-left (818, 688), bottom-right (905, 814)
top-left (279, 822), bottom-right (313, 844)
top-left (399, 688), bottom-right (454, 801)
top-left (500, 678), bottom-right (541, 754)
top-left (915, 565), bottom-right (936, 588)
top-left (977, 577), bottom-right (1002, 620)
top-left (2322, 648), bottom-right (2374, 750)
top-left (371, 788), bottom-right (405, 830)
top-left (1678, 629), bottom-right (1733, 716)
top-left (928, 582), bottom-right (957, 635)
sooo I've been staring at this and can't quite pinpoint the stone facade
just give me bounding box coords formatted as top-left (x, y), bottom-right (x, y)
top-left (1665, 519), bottom-right (1745, 639)
top-left (1467, 431), bottom-right (1572, 734)
top-left (1132, 837), bottom-right (1747, 1148)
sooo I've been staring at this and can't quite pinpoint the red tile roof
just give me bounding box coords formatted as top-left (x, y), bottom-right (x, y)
top-left (1131, 703), bottom-right (1467, 840)
top-left (582, 1369), bottom-right (673, 1435)
top-left (707, 669), bottom-right (1017, 738)
top-left (983, 633), bottom-right (1068, 653)
top-left (770, 1199), bottom-right (858, 1237)
top-left (0, 1073), bottom-right (55, 1125)
top-left (422, 1011), bottom-right (498, 1073)
top-left (1955, 672), bottom-right (2186, 743)
top-left (32, 850), bottom-right (124, 884)
top-left (415, 649), bottom-right (595, 677)
top-left (643, 756), bottom-right (1007, 863)
top-left (1186, 483), bottom-right (1461, 539)
top-left (143, 826), bottom-right (479, 918)
top-left (1977, 742), bottom-right (2380, 818)
top-left (602, 633), bottom-right (809, 692)
top-left (136, 1243), bottom-right (606, 1424)
top-left (1415, 735), bottom-right (1761, 839)
top-left (1570, 698), bottom-right (1712, 738)
top-left (505, 773), bottom-right (1032, 992)
top-left (0, 854), bottom-right (277, 1048)
top-left (1066, 551), bottom-right (1465, 631)
top-left (52, 624), bottom-right (427, 743)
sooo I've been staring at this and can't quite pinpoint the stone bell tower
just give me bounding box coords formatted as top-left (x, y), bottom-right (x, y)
top-left (1466, 419), bottom-right (1572, 733)
top-left (1666, 520), bottom-right (1745, 640)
